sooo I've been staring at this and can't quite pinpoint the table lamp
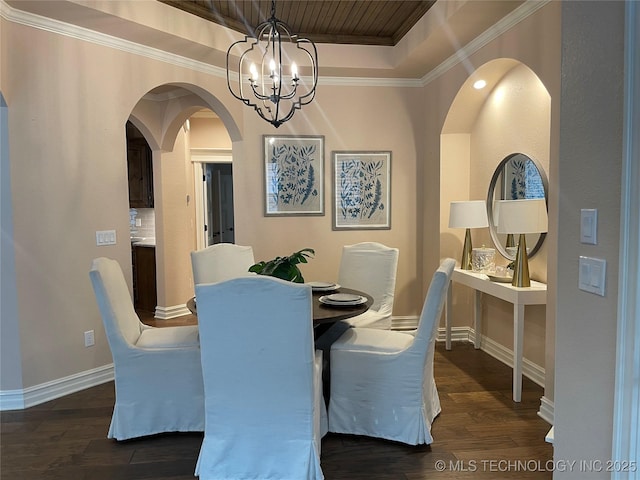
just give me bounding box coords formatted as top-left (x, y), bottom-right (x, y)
top-left (448, 200), bottom-right (489, 270)
top-left (497, 199), bottom-right (548, 287)
top-left (492, 200), bottom-right (516, 250)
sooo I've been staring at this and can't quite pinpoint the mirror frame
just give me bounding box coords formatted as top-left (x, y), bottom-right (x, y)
top-left (486, 153), bottom-right (549, 261)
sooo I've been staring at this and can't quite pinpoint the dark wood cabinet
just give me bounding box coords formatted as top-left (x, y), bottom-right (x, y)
top-left (127, 139), bottom-right (154, 208)
top-left (132, 245), bottom-right (157, 313)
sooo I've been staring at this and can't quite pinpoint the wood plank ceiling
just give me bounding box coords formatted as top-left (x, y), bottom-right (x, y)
top-left (158, 0), bottom-right (437, 46)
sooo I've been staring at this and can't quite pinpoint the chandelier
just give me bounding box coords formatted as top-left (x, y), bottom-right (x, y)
top-left (226, 0), bottom-right (318, 128)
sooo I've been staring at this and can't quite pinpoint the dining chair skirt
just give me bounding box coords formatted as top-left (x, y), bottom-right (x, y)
top-left (89, 257), bottom-right (205, 441)
top-left (328, 258), bottom-right (455, 445)
top-left (194, 276), bottom-right (326, 480)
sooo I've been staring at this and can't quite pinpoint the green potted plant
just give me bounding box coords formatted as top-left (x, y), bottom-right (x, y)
top-left (249, 248), bottom-right (315, 283)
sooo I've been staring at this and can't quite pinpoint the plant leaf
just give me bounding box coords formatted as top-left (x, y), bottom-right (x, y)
top-left (248, 248), bottom-right (314, 282)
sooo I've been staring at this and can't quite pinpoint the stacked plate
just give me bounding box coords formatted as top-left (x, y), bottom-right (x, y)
top-left (307, 281), bottom-right (340, 292)
top-left (487, 274), bottom-right (514, 283)
top-left (319, 293), bottom-right (367, 307)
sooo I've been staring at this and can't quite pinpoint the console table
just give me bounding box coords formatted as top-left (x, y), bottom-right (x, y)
top-left (444, 268), bottom-right (547, 402)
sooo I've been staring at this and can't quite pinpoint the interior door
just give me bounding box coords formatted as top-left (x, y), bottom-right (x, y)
top-left (203, 163), bottom-right (234, 245)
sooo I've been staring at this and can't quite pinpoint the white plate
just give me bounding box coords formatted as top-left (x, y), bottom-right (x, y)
top-left (488, 274), bottom-right (513, 283)
top-left (319, 294), bottom-right (367, 307)
top-left (326, 293), bottom-right (361, 302)
top-left (307, 281), bottom-right (340, 292)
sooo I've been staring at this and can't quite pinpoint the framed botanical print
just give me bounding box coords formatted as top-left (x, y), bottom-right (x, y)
top-left (332, 151), bottom-right (391, 230)
top-left (263, 135), bottom-right (324, 216)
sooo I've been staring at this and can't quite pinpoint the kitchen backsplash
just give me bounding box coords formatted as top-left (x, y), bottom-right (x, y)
top-left (129, 208), bottom-right (156, 239)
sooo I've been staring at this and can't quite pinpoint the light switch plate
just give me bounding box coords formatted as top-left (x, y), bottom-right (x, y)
top-left (96, 230), bottom-right (117, 246)
top-left (580, 209), bottom-right (598, 245)
top-left (578, 256), bottom-right (606, 296)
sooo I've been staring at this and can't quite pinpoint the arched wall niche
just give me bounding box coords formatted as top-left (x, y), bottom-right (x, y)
top-left (126, 83), bottom-right (239, 313)
top-left (439, 57), bottom-right (551, 373)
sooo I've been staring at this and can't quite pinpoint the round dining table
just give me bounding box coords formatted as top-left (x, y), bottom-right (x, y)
top-left (311, 287), bottom-right (373, 325)
top-left (186, 286), bottom-right (372, 329)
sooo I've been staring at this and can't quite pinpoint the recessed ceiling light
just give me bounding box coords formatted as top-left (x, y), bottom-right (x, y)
top-left (473, 79), bottom-right (487, 90)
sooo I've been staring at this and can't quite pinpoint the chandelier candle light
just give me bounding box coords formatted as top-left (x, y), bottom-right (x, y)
top-left (497, 199), bottom-right (548, 287)
top-left (448, 200), bottom-right (489, 270)
top-left (226, 0), bottom-right (318, 128)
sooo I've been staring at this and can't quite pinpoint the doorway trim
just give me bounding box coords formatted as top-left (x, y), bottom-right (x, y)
top-left (611, 1), bottom-right (640, 474)
top-left (191, 149), bottom-right (233, 250)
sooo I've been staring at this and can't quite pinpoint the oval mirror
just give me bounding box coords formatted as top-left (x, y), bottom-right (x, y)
top-left (486, 153), bottom-right (549, 261)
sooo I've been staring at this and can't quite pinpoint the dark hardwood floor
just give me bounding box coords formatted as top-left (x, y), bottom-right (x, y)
top-left (1, 315), bottom-right (553, 479)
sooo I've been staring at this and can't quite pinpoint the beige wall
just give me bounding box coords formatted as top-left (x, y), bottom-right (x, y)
top-left (189, 116), bottom-right (231, 150)
top-left (153, 127), bottom-right (196, 307)
top-left (554, 2), bottom-right (625, 474)
top-left (233, 84), bottom-right (422, 317)
top-left (0, 20), bottom-right (245, 388)
top-left (0, 92), bottom-right (23, 390)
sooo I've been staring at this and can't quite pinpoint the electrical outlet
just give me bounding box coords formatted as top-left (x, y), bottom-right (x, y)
top-left (84, 330), bottom-right (95, 347)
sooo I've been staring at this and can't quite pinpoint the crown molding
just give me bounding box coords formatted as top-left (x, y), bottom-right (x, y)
top-left (1, 0), bottom-right (547, 89)
top-left (319, 76), bottom-right (422, 88)
top-left (0, 0), bottom-right (227, 79)
top-left (420, 0), bottom-right (550, 87)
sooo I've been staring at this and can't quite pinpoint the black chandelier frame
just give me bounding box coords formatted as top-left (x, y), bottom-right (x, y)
top-left (226, 1), bottom-right (318, 128)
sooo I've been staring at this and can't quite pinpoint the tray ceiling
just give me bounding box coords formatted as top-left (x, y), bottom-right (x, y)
top-left (158, 1), bottom-right (437, 46)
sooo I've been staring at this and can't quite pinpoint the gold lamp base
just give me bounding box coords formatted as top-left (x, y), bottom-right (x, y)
top-left (461, 228), bottom-right (473, 270)
top-left (512, 234), bottom-right (530, 287)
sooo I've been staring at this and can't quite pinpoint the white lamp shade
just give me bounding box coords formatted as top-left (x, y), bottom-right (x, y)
top-left (492, 200), bottom-right (501, 226)
top-left (448, 201), bottom-right (489, 229)
top-left (497, 199), bottom-right (548, 234)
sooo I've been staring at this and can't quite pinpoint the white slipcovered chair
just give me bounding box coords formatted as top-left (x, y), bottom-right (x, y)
top-left (190, 242), bottom-right (255, 285)
top-left (89, 257), bottom-right (204, 441)
top-left (337, 242), bottom-right (399, 329)
top-left (328, 258), bottom-right (456, 446)
top-left (194, 276), bottom-right (327, 480)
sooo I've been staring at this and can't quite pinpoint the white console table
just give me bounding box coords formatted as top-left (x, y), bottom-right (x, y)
top-left (445, 268), bottom-right (547, 402)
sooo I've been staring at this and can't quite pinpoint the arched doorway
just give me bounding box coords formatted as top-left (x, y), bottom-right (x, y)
top-left (127, 84), bottom-right (240, 321)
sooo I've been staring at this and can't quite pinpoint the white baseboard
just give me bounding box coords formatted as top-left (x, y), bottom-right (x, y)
top-left (433, 324), bottom-right (546, 388)
top-left (391, 315), bottom-right (419, 330)
top-left (1, 323), bottom-right (548, 412)
top-left (394, 318), bottom-right (546, 389)
top-left (538, 395), bottom-right (554, 425)
top-left (154, 304), bottom-right (191, 320)
top-left (436, 325), bottom-right (473, 344)
top-left (545, 426), bottom-right (554, 444)
top-left (477, 333), bottom-right (546, 388)
top-left (0, 364), bottom-right (114, 411)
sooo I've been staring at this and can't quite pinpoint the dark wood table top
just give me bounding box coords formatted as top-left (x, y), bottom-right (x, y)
top-left (312, 287), bottom-right (373, 325)
top-left (187, 286), bottom-right (372, 327)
